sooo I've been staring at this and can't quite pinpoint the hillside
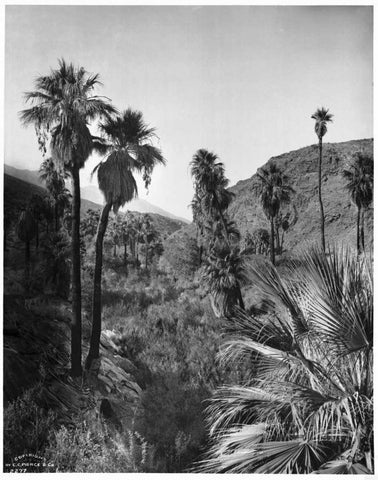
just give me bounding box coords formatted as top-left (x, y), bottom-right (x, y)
top-left (4, 174), bottom-right (185, 237)
top-left (228, 138), bottom-right (373, 252)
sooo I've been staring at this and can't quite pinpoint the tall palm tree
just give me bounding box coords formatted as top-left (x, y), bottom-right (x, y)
top-left (343, 152), bottom-right (373, 253)
top-left (311, 107), bottom-right (334, 252)
top-left (256, 164), bottom-right (293, 265)
top-left (20, 59), bottom-right (116, 376)
top-left (85, 109), bottom-right (165, 371)
top-left (197, 246), bottom-right (373, 474)
top-left (190, 149), bottom-right (234, 247)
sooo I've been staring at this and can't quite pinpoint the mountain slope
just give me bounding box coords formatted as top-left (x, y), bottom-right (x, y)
top-left (228, 138), bottom-right (373, 252)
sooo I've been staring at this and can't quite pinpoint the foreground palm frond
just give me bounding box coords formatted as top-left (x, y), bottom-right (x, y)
top-left (196, 246), bottom-right (373, 473)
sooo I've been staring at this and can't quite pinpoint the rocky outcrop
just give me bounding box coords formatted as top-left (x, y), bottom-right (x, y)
top-left (3, 294), bottom-right (142, 431)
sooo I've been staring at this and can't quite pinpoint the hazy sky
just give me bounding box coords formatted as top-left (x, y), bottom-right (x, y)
top-left (5, 5), bottom-right (373, 219)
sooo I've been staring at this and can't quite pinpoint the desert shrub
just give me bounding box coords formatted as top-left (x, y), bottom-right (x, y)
top-left (45, 417), bottom-right (156, 473)
top-left (160, 228), bottom-right (200, 279)
top-left (4, 387), bottom-right (56, 466)
top-left (113, 295), bottom-right (221, 384)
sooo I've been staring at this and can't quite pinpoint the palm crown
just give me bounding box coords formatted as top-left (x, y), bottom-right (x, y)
top-left (343, 153), bottom-right (373, 209)
top-left (190, 149), bottom-right (233, 213)
top-left (198, 247), bottom-right (373, 474)
top-left (257, 164), bottom-right (292, 220)
top-left (311, 107), bottom-right (333, 139)
top-left (20, 59), bottom-right (116, 171)
top-left (94, 109), bottom-right (165, 213)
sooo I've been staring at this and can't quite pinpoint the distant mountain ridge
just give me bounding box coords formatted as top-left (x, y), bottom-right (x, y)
top-left (4, 164), bottom-right (189, 224)
top-left (80, 185), bottom-right (189, 223)
top-left (4, 173), bottom-right (186, 238)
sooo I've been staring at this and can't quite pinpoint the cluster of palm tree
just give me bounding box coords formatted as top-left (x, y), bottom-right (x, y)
top-left (197, 246), bottom-right (373, 474)
top-left (21, 59), bottom-right (164, 376)
top-left (190, 149), bottom-right (246, 317)
top-left (93, 210), bottom-right (161, 274)
top-left (255, 164), bottom-right (293, 265)
top-left (15, 191), bottom-right (64, 290)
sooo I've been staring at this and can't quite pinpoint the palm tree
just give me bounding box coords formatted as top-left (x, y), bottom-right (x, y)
top-left (256, 164), bottom-right (293, 265)
top-left (197, 246), bottom-right (373, 474)
top-left (190, 149), bottom-right (234, 246)
top-left (85, 109), bottom-right (165, 372)
top-left (20, 59), bottom-right (116, 376)
top-left (343, 152), bottom-right (373, 253)
top-left (311, 107), bottom-right (334, 252)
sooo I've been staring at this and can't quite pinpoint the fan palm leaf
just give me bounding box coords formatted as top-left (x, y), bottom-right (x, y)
top-left (198, 246), bottom-right (373, 473)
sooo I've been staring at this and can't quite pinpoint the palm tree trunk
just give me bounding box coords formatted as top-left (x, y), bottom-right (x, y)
top-left (270, 217), bottom-right (275, 265)
top-left (86, 202), bottom-right (112, 371)
top-left (318, 138), bottom-right (326, 252)
top-left (356, 206), bottom-right (361, 254)
top-left (71, 167), bottom-right (82, 377)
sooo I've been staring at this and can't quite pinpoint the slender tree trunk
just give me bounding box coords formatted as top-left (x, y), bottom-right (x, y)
top-left (318, 138), bottom-right (326, 252)
top-left (356, 206), bottom-right (361, 254)
top-left (145, 242), bottom-right (148, 270)
top-left (71, 167), bottom-right (82, 377)
top-left (85, 202), bottom-right (112, 371)
top-left (270, 217), bottom-right (275, 265)
top-left (361, 207), bottom-right (365, 252)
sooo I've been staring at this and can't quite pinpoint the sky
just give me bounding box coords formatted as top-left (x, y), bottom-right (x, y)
top-left (4, 5), bottom-right (373, 220)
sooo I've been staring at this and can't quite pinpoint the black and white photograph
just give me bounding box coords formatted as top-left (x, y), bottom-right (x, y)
top-left (3, 3), bottom-right (374, 474)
